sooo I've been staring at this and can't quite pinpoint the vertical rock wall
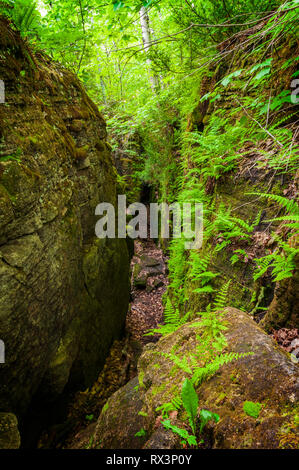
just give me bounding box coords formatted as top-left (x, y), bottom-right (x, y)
top-left (0, 17), bottom-right (130, 421)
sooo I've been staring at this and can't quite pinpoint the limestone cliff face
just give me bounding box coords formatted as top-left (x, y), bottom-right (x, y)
top-left (0, 17), bottom-right (130, 418)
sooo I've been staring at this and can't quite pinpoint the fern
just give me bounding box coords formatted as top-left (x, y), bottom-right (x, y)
top-left (146, 298), bottom-right (193, 337)
top-left (212, 281), bottom-right (231, 312)
top-left (265, 215), bottom-right (299, 232)
top-left (191, 351), bottom-right (252, 386)
top-left (253, 256), bottom-right (273, 282)
top-left (156, 396), bottom-right (182, 418)
top-left (248, 193), bottom-right (299, 215)
top-left (252, 209), bottom-right (263, 228)
top-left (161, 419), bottom-right (197, 446)
top-left (199, 409), bottom-right (220, 435)
top-left (159, 351), bottom-right (192, 374)
top-left (163, 298), bottom-right (180, 326)
top-left (206, 205), bottom-right (253, 248)
top-left (181, 378), bottom-right (198, 435)
top-left (5, 0), bottom-right (40, 38)
top-left (254, 240), bottom-right (298, 283)
top-left (193, 285), bottom-right (215, 294)
top-left (161, 380), bottom-right (219, 446)
top-left (250, 193), bottom-right (299, 283)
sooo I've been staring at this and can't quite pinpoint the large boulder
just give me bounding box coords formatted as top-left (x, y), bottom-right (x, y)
top-left (93, 308), bottom-right (299, 449)
top-left (0, 15), bottom-right (130, 424)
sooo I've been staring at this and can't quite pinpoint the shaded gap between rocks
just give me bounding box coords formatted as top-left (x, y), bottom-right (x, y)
top-left (34, 231), bottom-right (169, 449)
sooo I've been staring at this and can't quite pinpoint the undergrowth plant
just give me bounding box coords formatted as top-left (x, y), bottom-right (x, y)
top-left (249, 193), bottom-right (299, 282)
top-left (161, 378), bottom-right (219, 447)
top-left (151, 282), bottom-right (252, 446)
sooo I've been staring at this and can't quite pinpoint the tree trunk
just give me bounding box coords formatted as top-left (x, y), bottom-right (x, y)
top-left (139, 6), bottom-right (159, 92)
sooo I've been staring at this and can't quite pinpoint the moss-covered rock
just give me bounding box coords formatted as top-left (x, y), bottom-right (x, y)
top-left (92, 308), bottom-right (298, 449)
top-left (0, 16), bottom-right (130, 425)
top-left (0, 413), bottom-right (21, 449)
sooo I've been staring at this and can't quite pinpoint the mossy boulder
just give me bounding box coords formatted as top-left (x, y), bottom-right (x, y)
top-left (0, 413), bottom-right (21, 449)
top-left (0, 16), bottom-right (130, 426)
top-left (92, 308), bottom-right (298, 449)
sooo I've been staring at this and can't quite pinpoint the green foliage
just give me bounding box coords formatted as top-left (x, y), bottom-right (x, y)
top-left (181, 378), bottom-right (198, 435)
top-left (211, 281), bottom-right (231, 313)
top-left (161, 419), bottom-right (197, 446)
top-left (248, 193), bottom-right (299, 216)
top-left (155, 396), bottom-right (183, 418)
top-left (180, 113), bottom-right (248, 181)
top-left (84, 435), bottom-right (94, 449)
top-left (158, 283), bottom-right (253, 388)
top-left (2, 0), bottom-right (298, 449)
top-left (199, 409), bottom-right (220, 435)
top-left (253, 239), bottom-right (298, 282)
top-left (102, 402), bottom-right (109, 413)
top-left (85, 413), bottom-right (94, 421)
top-left (1, 0), bottom-right (41, 38)
top-left (243, 401), bottom-right (262, 419)
top-left (146, 297), bottom-right (192, 336)
top-left (191, 350), bottom-right (251, 387)
top-left (162, 379), bottom-right (219, 447)
top-left (0, 140), bottom-right (23, 162)
top-left (249, 193), bottom-right (299, 283)
top-left (204, 204), bottom-right (254, 250)
top-left (134, 428), bottom-right (147, 437)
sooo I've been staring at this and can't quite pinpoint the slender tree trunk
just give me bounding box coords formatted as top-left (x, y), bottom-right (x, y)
top-left (139, 6), bottom-right (159, 92)
top-left (97, 60), bottom-right (107, 104)
top-left (90, 15), bottom-right (107, 104)
top-left (113, 40), bottom-right (123, 101)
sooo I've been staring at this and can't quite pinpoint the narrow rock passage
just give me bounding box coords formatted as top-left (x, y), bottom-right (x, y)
top-left (127, 238), bottom-right (169, 345)
top-left (43, 237), bottom-right (169, 449)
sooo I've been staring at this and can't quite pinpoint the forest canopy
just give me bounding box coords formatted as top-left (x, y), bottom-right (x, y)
top-left (1, 0), bottom-right (292, 109)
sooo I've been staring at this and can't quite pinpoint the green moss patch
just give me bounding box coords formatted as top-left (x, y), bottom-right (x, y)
top-left (243, 401), bottom-right (262, 419)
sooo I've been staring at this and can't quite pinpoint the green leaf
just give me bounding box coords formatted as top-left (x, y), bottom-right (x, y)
top-left (161, 419), bottom-right (197, 446)
top-left (249, 58), bottom-right (272, 74)
top-left (181, 379), bottom-right (198, 435)
top-left (135, 428), bottom-right (147, 437)
top-left (210, 93), bottom-right (221, 103)
top-left (193, 285), bottom-right (215, 294)
top-left (221, 69), bottom-right (243, 87)
top-left (113, 1), bottom-right (124, 11)
top-left (142, 0), bottom-right (153, 7)
top-left (253, 67), bottom-right (271, 81)
top-left (199, 409), bottom-right (220, 434)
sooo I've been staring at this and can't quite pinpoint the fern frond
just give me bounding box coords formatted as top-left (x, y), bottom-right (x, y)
top-left (191, 352), bottom-right (253, 386)
top-left (248, 192), bottom-right (299, 215)
top-left (160, 352), bottom-right (192, 374)
top-left (213, 280), bottom-right (231, 312)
